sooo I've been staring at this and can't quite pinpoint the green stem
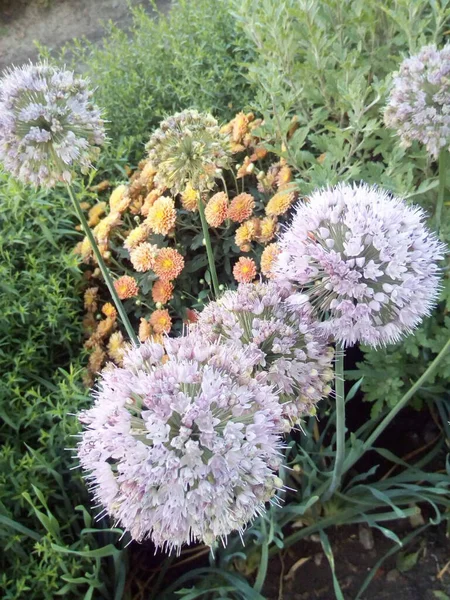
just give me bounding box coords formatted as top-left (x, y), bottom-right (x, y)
top-left (253, 518), bottom-right (268, 593)
top-left (435, 150), bottom-right (447, 233)
top-left (67, 185), bottom-right (139, 345)
top-left (196, 195), bottom-right (220, 298)
top-left (323, 344), bottom-right (345, 501)
top-left (345, 336), bottom-right (450, 472)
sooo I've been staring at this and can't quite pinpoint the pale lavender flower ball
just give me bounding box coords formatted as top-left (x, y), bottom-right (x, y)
top-left (0, 63), bottom-right (105, 187)
top-left (77, 338), bottom-right (284, 553)
top-left (274, 183), bottom-right (445, 348)
top-left (196, 281), bottom-right (334, 423)
top-left (385, 44), bottom-right (450, 158)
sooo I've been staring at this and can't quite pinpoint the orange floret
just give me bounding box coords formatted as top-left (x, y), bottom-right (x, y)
top-left (232, 112), bottom-right (249, 143)
top-left (88, 346), bottom-right (106, 375)
top-left (150, 309), bottom-right (172, 334)
top-left (236, 156), bottom-right (255, 178)
top-left (265, 188), bottom-right (295, 217)
top-left (181, 183), bottom-right (200, 212)
top-left (205, 192), bottom-right (229, 228)
top-left (152, 279), bottom-right (174, 304)
top-left (114, 275), bottom-right (139, 299)
top-left (88, 202), bottom-right (107, 227)
top-left (250, 146), bottom-right (268, 161)
top-left (153, 248), bottom-right (185, 281)
top-left (130, 242), bottom-right (158, 273)
top-left (146, 196), bottom-right (177, 235)
top-left (124, 224), bottom-right (150, 251)
top-left (235, 218), bottom-right (260, 252)
top-left (260, 243), bottom-right (281, 279)
top-left (84, 287), bottom-right (99, 313)
top-left (109, 184), bottom-right (130, 213)
top-left (94, 211), bottom-right (121, 245)
top-left (141, 187), bottom-right (165, 217)
top-left (277, 165), bottom-right (292, 188)
top-left (227, 193), bottom-right (255, 223)
top-left (233, 257), bottom-right (257, 283)
top-left (138, 318), bottom-right (152, 342)
top-left (101, 303), bottom-right (117, 319)
top-left (256, 216), bottom-right (277, 244)
top-left (108, 331), bottom-right (127, 365)
top-left (96, 316), bottom-right (116, 340)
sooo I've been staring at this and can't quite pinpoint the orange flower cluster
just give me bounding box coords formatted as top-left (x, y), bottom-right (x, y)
top-left (75, 109), bottom-right (301, 370)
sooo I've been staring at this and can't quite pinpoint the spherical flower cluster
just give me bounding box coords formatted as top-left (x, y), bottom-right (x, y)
top-left (77, 338), bottom-right (284, 552)
top-left (196, 282), bottom-right (334, 420)
top-left (145, 110), bottom-right (232, 194)
top-left (227, 193), bottom-right (255, 223)
top-left (233, 257), bottom-right (257, 283)
top-left (275, 183), bottom-right (445, 347)
top-left (0, 63), bottom-right (105, 187)
top-left (152, 247), bottom-right (185, 281)
top-left (205, 192), bottom-right (229, 228)
top-left (152, 279), bottom-right (174, 304)
top-left (146, 196), bottom-right (177, 235)
top-left (114, 275), bottom-right (139, 300)
top-left (384, 44), bottom-right (450, 158)
top-left (149, 308), bottom-right (172, 334)
top-left (261, 243), bottom-right (280, 279)
top-left (129, 242), bottom-right (158, 272)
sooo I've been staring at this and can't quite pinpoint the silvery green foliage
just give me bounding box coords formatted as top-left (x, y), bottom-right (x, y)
top-left (196, 281), bottom-right (334, 422)
top-left (145, 109), bottom-right (232, 194)
top-left (385, 44), bottom-right (450, 158)
top-left (275, 183), bottom-right (445, 347)
top-left (0, 63), bottom-right (105, 187)
top-left (77, 338), bottom-right (284, 553)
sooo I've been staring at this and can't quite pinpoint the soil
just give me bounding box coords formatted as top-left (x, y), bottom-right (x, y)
top-left (0, 0), bottom-right (170, 73)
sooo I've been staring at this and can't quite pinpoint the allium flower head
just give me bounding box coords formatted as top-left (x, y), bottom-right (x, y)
top-left (233, 257), bottom-right (257, 283)
top-left (146, 110), bottom-right (232, 194)
top-left (385, 44), bottom-right (450, 158)
top-left (275, 183), bottom-right (445, 347)
top-left (77, 337), bottom-right (284, 552)
top-left (197, 281), bottom-right (334, 420)
top-left (0, 63), bottom-right (105, 187)
top-left (153, 247), bottom-right (185, 281)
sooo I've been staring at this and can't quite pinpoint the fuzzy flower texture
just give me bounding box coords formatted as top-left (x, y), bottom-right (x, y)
top-left (0, 63), bottom-right (105, 187)
top-left (145, 109), bottom-right (231, 194)
top-left (385, 44), bottom-right (450, 158)
top-left (197, 282), bottom-right (334, 422)
top-left (275, 183), bottom-right (445, 347)
top-left (77, 338), bottom-right (284, 553)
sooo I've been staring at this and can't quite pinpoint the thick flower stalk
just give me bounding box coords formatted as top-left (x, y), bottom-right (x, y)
top-left (0, 63), bottom-right (105, 187)
top-left (196, 281), bottom-right (334, 422)
top-left (145, 109), bottom-right (232, 195)
top-left (77, 338), bottom-right (284, 553)
top-left (384, 44), bottom-right (450, 159)
top-left (275, 183), bottom-right (445, 347)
